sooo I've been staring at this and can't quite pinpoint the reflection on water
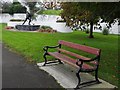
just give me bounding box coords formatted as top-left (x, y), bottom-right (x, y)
top-left (0, 13), bottom-right (119, 34)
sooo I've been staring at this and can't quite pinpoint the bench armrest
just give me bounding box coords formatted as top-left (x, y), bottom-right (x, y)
top-left (77, 56), bottom-right (99, 62)
top-left (76, 56), bottom-right (99, 67)
top-left (43, 45), bottom-right (60, 52)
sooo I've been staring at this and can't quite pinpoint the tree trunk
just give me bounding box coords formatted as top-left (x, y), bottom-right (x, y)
top-left (89, 22), bottom-right (94, 38)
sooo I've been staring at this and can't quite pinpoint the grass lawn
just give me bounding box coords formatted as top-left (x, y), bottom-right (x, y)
top-left (1, 23), bottom-right (119, 86)
top-left (38, 10), bottom-right (62, 15)
top-left (0, 23), bottom-right (2, 41)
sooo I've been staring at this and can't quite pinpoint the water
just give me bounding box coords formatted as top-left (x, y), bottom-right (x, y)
top-left (0, 13), bottom-right (119, 34)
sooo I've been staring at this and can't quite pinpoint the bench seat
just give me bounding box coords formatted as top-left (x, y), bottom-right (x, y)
top-left (48, 52), bottom-right (96, 71)
top-left (56, 48), bottom-right (91, 61)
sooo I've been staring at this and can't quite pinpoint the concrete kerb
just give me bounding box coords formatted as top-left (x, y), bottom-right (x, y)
top-left (37, 62), bottom-right (117, 89)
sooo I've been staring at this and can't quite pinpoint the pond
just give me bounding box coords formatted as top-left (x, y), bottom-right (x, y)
top-left (0, 13), bottom-right (119, 34)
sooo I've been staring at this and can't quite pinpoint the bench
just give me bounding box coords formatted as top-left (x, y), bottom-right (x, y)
top-left (43, 40), bottom-right (101, 88)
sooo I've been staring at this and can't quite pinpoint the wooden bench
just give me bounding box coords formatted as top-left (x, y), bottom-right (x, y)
top-left (43, 40), bottom-right (101, 88)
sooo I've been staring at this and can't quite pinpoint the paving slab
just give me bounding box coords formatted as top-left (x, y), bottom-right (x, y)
top-left (37, 62), bottom-right (117, 89)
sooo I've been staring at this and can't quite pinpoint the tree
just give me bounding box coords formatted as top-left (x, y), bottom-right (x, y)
top-left (2, 2), bottom-right (26, 15)
top-left (25, 2), bottom-right (38, 20)
top-left (5, 1), bottom-right (38, 19)
top-left (27, 2), bottom-right (37, 13)
top-left (8, 2), bottom-right (26, 15)
top-left (61, 2), bottom-right (120, 38)
top-left (1, 2), bottom-right (12, 13)
top-left (98, 3), bottom-right (120, 26)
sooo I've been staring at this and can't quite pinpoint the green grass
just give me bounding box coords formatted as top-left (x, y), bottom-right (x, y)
top-left (0, 23), bottom-right (2, 41)
top-left (1, 23), bottom-right (119, 86)
top-left (38, 10), bottom-right (62, 15)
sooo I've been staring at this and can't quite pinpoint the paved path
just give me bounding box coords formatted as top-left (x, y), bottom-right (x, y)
top-left (0, 43), bottom-right (2, 89)
top-left (2, 45), bottom-right (62, 88)
top-left (38, 62), bottom-right (117, 90)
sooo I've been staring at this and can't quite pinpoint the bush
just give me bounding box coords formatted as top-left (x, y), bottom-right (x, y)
top-left (102, 28), bottom-right (109, 35)
top-left (38, 25), bottom-right (57, 33)
top-left (85, 28), bottom-right (89, 34)
top-left (40, 26), bottom-right (52, 29)
top-left (56, 19), bottom-right (65, 23)
top-left (10, 19), bottom-right (24, 22)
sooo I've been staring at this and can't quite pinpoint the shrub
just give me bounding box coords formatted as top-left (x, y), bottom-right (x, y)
top-left (38, 29), bottom-right (57, 33)
top-left (10, 19), bottom-right (24, 22)
top-left (38, 26), bottom-right (57, 33)
top-left (102, 28), bottom-right (109, 35)
top-left (40, 26), bottom-right (52, 29)
top-left (56, 19), bottom-right (65, 23)
top-left (85, 28), bottom-right (89, 34)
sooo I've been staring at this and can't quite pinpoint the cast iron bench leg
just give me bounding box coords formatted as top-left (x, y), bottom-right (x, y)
top-left (43, 53), bottom-right (47, 66)
top-left (58, 59), bottom-right (63, 64)
top-left (76, 69), bottom-right (81, 89)
top-left (95, 69), bottom-right (101, 83)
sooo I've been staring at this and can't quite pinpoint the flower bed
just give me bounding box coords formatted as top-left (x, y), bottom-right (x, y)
top-left (38, 25), bottom-right (57, 33)
top-left (5, 26), bottom-right (14, 30)
top-left (38, 29), bottom-right (57, 33)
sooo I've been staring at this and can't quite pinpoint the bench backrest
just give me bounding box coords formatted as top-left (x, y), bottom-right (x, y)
top-left (59, 40), bottom-right (101, 56)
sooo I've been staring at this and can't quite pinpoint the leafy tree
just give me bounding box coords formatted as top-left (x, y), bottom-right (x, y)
top-left (27, 2), bottom-right (37, 13)
top-left (4, 2), bottom-right (26, 15)
top-left (8, 3), bottom-right (26, 15)
top-left (61, 2), bottom-right (120, 38)
top-left (2, 1), bottom-right (38, 15)
top-left (1, 2), bottom-right (12, 13)
top-left (26, 2), bottom-right (38, 16)
top-left (25, 2), bottom-right (38, 20)
top-left (98, 3), bottom-right (120, 26)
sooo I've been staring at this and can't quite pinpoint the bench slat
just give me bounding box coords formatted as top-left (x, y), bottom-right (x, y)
top-left (56, 48), bottom-right (91, 61)
top-left (48, 52), bottom-right (78, 67)
top-left (48, 52), bottom-right (95, 70)
top-left (59, 40), bottom-right (100, 55)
